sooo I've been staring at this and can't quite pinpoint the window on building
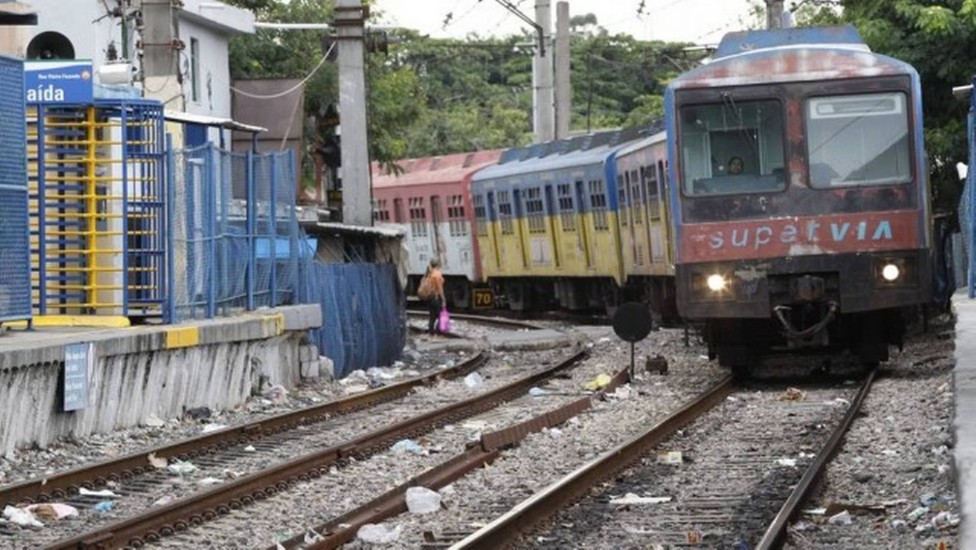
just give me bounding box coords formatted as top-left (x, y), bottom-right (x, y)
top-left (557, 183), bottom-right (575, 231)
top-left (409, 197), bottom-right (428, 236)
top-left (393, 198), bottom-right (404, 223)
top-left (447, 194), bottom-right (467, 236)
top-left (372, 199), bottom-right (390, 222)
top-left (473, 194), bottom-right (489, 236)
top-left (588, 179), bottom-right (608, 231)
top-left (190, 38), bottom-right (200, 103)
top-left (498, 190), bottom-right (514, 235)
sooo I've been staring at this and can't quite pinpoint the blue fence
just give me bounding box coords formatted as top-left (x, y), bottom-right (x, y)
top-left (299, 262), bottom-right (406, 378)
top-left (964, 77), bottom-right (976, 298)
top-left (0, 56), bottom-right (30, 324)
top-left (170, 145), bottom-right (301, 321)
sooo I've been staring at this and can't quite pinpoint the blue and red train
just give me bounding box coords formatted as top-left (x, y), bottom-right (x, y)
top-left (373, 25), bottom-right (934, 366)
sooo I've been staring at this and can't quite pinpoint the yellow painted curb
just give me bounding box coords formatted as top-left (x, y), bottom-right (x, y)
top-left (165, 326), bottom-right (200, 349)
top-left (264, 313), bottom-right (285, 336)
top-left (5, 315), bottom-right (131, 329)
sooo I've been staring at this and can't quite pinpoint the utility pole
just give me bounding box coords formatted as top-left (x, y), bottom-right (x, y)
top-left (139, 0), bottom-right (184, 111)
top-left (533, 0), bottom-right (554, 143)
top-left (335, 0), bottom-right (372, 226)
top-left (554, 1), bottom-right (570, 139)
top-left (766, 0), bottom-right (785, 29)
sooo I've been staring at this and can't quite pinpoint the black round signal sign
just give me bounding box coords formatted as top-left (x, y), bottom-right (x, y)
top-left (612, 302), bottom-right (653, 343)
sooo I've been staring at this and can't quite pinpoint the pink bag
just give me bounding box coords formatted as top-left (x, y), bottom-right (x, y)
top-left (438, 307), bottom-right (451, 333)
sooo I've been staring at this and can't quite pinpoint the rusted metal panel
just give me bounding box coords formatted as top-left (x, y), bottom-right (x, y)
top-left (680, 210), bottom-right (921, 263)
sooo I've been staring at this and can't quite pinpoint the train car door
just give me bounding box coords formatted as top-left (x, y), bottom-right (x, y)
top-left (513, 188), bottom-right (529, 268)
top-left (486, 191), bottom-right (502, 270)
top-left (645, 165), bottom-right (665, 263)
top-left (622, 171), bottom-right (638, 266)
top-left (430, 195), bottom-right (445, 264)
top-left (659, 160), bottom-right (675, 264)
top-left (575, 180), bottom-right (592, 267)
top-left (544, 184), bottom-right (560, 268)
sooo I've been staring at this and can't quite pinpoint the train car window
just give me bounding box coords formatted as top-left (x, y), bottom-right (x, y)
top-left (557, 183), bottom-right (575, 231)
top-left (645, 165), bottom-right (661, 221)
top-left (393, 198), bottom-right (404, 223)
top-left (408, 197), bottom-right (428, 237)
top-left (618, 187), bottom-right (629, 227)
top-left (588, 180), bottom-right (609, 231)
top-left (447, 194), bottom-right (467, 236)
top-left (526, 187), bottom-right (546, 233)
top-left (805, 92), bottom-right (911, 188)
top-left (679, 99), bottom-right (786, 196)
top-left (631, 180), bottom-right (643, 225)
top-left (497, 190), bottom-right (514, 235)
top-left (472, 195), bottom-right (489, 237)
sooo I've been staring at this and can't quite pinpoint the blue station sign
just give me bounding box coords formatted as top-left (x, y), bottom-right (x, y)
top-left (24, 60), bottom-right (93, 105)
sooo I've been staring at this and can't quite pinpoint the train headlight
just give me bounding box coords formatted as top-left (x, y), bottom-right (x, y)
top-left (881, 263), bottom-right (900, 282)
top-left (706, 274), bottom-right (727, 292)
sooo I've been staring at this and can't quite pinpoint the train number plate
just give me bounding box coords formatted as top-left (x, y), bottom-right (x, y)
top-left (473, 288), bottom-right (493, 308)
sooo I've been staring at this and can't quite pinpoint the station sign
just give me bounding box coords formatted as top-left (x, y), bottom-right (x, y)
top-left (25, 60), bottom-right (93, 105)
top-left (63, 342), bottom-right (94, 412)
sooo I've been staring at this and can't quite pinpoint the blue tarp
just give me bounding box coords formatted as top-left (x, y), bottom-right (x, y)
top-left (301, 262), bottom-right (405, 378)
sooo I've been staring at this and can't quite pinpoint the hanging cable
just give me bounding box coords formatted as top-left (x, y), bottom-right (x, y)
top-left (229, 41), bottom-right (337, 100)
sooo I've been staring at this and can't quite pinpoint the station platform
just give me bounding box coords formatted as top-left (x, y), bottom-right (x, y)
top-left (0, 305), bottom-right (322, 458)
top-left (955, 291), bottom-right (976, 546)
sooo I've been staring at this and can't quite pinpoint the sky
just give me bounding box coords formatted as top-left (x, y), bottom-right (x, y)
top-left (373, 0), bottom-right (760, 45)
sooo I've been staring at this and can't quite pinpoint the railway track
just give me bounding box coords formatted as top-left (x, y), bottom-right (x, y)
top-left (406, 310), bottom-right (546, 333)
top-left (445, 371), bottom-right (875, 549)
top-left (29, 348), bottom-right (589, 548)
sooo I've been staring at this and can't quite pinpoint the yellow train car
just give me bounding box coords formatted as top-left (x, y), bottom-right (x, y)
top-left (471, 130), bottom-right (641, 311)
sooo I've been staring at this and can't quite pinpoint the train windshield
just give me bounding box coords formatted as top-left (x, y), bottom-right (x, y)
top-left (805, 92), bottom-right (911, 188)
top-left (678, 98), bottom-right (786, 197)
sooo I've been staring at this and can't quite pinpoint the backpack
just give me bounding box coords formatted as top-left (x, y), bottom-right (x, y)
top-left (417, 274), bottom-right (435, 300)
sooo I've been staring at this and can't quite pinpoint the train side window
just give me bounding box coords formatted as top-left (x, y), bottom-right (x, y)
top-left (497, 190), bottom-right (514, 235)
top-left (408, 197), bottom-right (428, 237)
top-left (447, 194), bottom-right (467, 236)
top-left (525, 187), bottom-right (546, 234)
top-left (557, 183), bottom-right (575, 231)
top-left (646, 165), bottom-right (661, 221)
top-left (630, 170), bottom-right (642, 225)
top-left (588, 179), bottom-right (609, 231)
top-left (472, 194), bottom-right (489, 237)
top-left (618, 174), bottom-right (628, 227)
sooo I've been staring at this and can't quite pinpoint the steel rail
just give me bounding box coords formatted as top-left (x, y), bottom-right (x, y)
top-left (755, 369), bottom-right (877, 550)
top-left (0, 351), bottom-right (486, 509)
top-left (272, 367), bottom-right (632, 550)
top-left (406, 310), bottom-right (546, 331)
top-left (48, 349), bottom-right (589, 549)
top-left (450, 375), bottom-right (735, 549)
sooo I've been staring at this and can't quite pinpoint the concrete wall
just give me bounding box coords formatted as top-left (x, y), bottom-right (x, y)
top-left (0, 305), bottom-right (322, 457)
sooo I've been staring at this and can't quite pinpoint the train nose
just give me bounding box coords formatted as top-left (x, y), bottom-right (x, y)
top-left (789, 274), bottom-right (826, 303)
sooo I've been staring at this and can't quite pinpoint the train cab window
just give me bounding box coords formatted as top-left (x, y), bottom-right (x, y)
top-left (447, 194), bottom-right (467, 236)
top-left (525, 187), bottom-right (546, 233)
top-left (805, 92), bottom-right (911, 188)
top-left (588, 180), bottom-right (609, 231)
top-left (472, 195), bottom-right (489, 237)
top-left (408, 197), bottom-right (428, 237)
top-left (557, 183), bottom-right (575, 231)
top-left (498, 190), bottom-right (514, 235)
top-left (679, 99), bottom-right (786, 196)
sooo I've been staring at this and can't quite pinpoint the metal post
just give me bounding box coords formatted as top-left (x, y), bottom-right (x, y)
top-left (969, 76), bottom-right (976, 298)
top-left (165, 133), bottom-right (175, 323)
top-left (121, 103), bottom-right (130, 318)
top-left (533, 0), bottom-right (554, 143)
top-left (335, 0), bottom-right (373, 226)
top-left (554, 1), bottom-right (570, 139)
top-left (36, 107), bottom-right (46, 315)
top-left (766, 0), bottom-right (785, 29)
top-left (269, 153), bottom-right (278, 306)
top-left (206, 144), bottom-right (217, 318)
top-left (246, 149), bottom-right (255, 310)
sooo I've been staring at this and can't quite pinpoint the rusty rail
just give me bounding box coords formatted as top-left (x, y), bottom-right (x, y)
top-left (0, 351), bottom-right (486, 509)
top-left (406, 310), bottom-right (545, 331)
top-left (755, 368), bottom-right (877, 550)
top-left (48, 349), bottom-right (589, 549)
top-left (272, 366), bottom-right (631, 550)
top-left (450, 375), bottom-right (735, 549)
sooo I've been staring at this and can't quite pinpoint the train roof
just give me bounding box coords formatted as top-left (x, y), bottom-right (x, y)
top-left (473, 126), bottom-right (653, 183)
top-left (371, 149), bottom-right (503, 188)
top-left (614, 130), bottom-right (667, 158)
top-left (671, 25), bottom-right (917, 90)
